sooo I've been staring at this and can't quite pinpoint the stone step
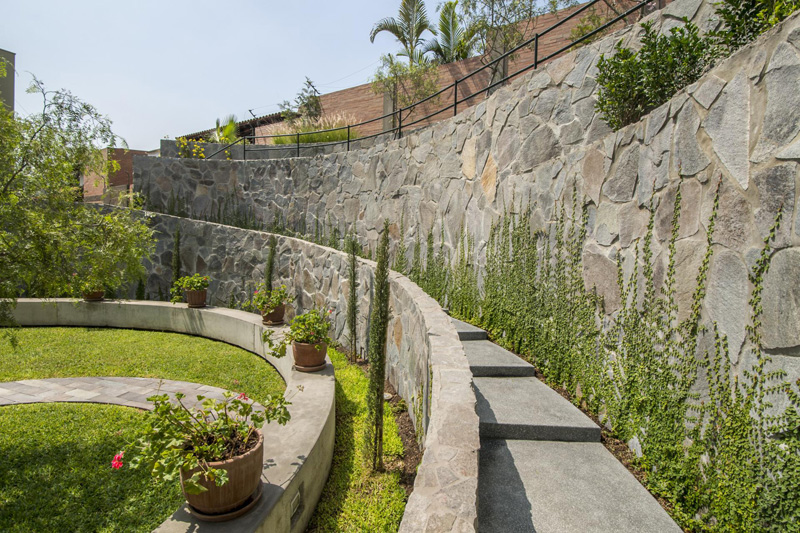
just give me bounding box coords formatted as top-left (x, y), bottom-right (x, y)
top-left (463, 340), bottom-right (537, 377)
top-left (474, 376), bottom-right (600, 442)
top-left (450, 316), bottom-right (487, 341)
top-left (478, 439), bottom-right (682, 533)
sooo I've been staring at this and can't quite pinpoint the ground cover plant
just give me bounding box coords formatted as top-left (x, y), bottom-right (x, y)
top-left (0, 403), bottom-right (183, 532)
top-left (0, 327), bottom-right (285, 403)
top-left (307, 348), bottom-right (406, 532)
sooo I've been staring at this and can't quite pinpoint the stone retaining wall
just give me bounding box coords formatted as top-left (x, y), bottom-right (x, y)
top-left (135, 1), bottom-right (800, 390)
top-left (137, 212), bottom-right (480, 532)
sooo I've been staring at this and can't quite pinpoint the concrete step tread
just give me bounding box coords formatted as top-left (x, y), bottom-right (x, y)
top-left (463, 340), bottom-right (536, 377)
top-left (478, 439), bottom-right (681, 533)
top-left (450, 316), bottom-right (487, 341)
top-left (474, 376), bottom-right (600, 442)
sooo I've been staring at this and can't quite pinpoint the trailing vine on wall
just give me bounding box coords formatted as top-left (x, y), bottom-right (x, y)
top-left (392, 181), bottom-right (799, 531)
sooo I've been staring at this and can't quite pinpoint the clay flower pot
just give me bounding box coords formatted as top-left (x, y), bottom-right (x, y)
top-left (82, 290), bottom-right (105, 302)
top-left (181, 430), bottom-right (263, 521)
top-left (261, 304), bottom-right (285, 325)
top-left (185, 289), bottom-right (207, 308)
top-left (292, 341), bottom-right (328, 372)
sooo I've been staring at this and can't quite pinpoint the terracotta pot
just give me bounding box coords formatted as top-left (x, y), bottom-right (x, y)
top-left (261, 304), bottom-right (285, 325)
top-left (181, 430), bottom-right (263, 519)
top-left (292, 341), bottom-right (327, 372)
top-left (186, 289), bottom-right (207, 308)
top-left (82, 290), bottom-right (104, 302)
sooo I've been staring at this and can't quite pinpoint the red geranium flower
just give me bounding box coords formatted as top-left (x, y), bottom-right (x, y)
top-left (111, 451), bottom-right (125, 469)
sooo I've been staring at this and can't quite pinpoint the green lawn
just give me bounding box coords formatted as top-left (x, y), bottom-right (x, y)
top-left (307, 348), bottom-right (408, 532)
top-left (0, 329), bottom-right (410, 532)
top-left (0, 327), bottom-right (285, 404)
top-left (0, 327), bottom-right (285, 531)
top-left (0, 403), bottom-right (183, 532)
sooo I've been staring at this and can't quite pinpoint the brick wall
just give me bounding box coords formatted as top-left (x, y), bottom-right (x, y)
top-left (83, 148), bottom-right (149, 203)
top-left (305, 0), bottom-right (665, 137)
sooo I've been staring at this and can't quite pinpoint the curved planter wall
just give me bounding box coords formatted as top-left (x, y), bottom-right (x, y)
top-left (12, 299), bottom-right (335, 533)
top-left (96, 212), bottom-right (480, 531)
top-left (135, 1), bottom-right (800, 401)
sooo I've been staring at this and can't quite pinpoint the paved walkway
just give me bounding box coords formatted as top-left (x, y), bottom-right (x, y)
top-left (0, 377), bottom-right (249, 411)
top-left (450, 317), bottom-right (682, 533)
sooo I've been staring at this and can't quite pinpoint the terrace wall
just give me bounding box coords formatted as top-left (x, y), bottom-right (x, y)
top-left (135, 212), bottom-right (479, 532)
top-left (135, 0), bottom-right (800, 404)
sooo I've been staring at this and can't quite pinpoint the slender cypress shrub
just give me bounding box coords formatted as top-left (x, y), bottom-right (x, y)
top-left (392, 215), bottom-right (409, 274)
top-left (171, 228), bottom-right (182, 288)
top-left (366, 220), bottom-right (391, 471)
top-left (410, 232), bottom-right (422, 284)
top-left (346, 232), bottom-right (359, 362)
top-left (135, 278), bottom-right (146, 300)
top-left (265, 235), bottom-right (277, 290)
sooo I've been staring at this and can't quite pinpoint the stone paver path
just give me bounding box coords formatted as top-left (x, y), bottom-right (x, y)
top-left (0, 377), bottom-right (248, 411)
top-left (450, 317), bottom-right (682, 533)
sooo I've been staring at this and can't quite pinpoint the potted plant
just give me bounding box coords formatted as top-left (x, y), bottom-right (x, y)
top-left (72, 274), bottom-right (106, 302)
top-left (171, 273), bottom-right (210, 308)
top-left (249, 283), bottom-right (294, 325)
top-left (265, 309), bottom-right (333, 372)
top-left (113, 390), bottom-right (290, 521)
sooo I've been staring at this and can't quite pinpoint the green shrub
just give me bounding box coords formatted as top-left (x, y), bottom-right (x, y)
top-left (595, 43), bottom-right (648, 131)
top-left (596, 22), bottom-right (710, 130)
top-left (711, 0), bottom-right (797, 52)
top-left (263, 113), bottom-right (359, 145)
top-left (638, 22), bottom-right (710, 109)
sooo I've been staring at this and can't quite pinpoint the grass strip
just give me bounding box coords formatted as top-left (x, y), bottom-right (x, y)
top-left (307, 348), bottom-right (407, 532)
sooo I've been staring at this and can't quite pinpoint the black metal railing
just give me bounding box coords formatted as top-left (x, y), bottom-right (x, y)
top-left (208, 0), bottom-right (654, 160)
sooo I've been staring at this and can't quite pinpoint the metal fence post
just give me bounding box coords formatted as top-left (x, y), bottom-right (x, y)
top-left (534, 34), bottom-right (539, 70)
top-left (347, 125), bottom-right (351, 151)
top-left (243, 138), bottom-right (246, 161)
top-left (398, 111), bottom-right (403, 139)
top-left (296, 133), bottom-right (300, 158)
top-left (454, 79), bottom-right (458, 116)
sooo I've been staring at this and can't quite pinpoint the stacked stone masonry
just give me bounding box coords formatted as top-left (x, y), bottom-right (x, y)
top-left (136, 1), bottom-right (800, 408)
top-left (137, 212), bottom-right (479, 532)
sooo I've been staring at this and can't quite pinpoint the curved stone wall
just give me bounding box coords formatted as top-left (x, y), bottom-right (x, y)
top-left (135, 1), bottom-right (800, 390)
top-left (11, 299), bottom-right (334, 533)
top-left (132, 212), bottom-right (479, 531)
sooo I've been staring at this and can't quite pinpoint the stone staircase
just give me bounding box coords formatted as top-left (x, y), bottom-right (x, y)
top-left (450, 317), bottom-right (682, 533)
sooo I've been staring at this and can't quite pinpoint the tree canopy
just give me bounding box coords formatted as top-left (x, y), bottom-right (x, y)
top-left (0, 79), bottom-right (154, 338)
top-left (370, 0), bottom-right (437, 65)
top-left (424, 1), bottom-right (477, 64)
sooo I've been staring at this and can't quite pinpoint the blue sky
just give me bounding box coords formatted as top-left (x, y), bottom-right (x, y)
top-left (2, 0), bottom-right (437, 149)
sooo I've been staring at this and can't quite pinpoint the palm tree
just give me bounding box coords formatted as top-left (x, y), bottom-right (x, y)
top-left (207, 115), bottom-right (238, 144)
top-left (424, 1), bottom-right (477, 64)
top-left (370, 0), bottom-right (436, 65)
